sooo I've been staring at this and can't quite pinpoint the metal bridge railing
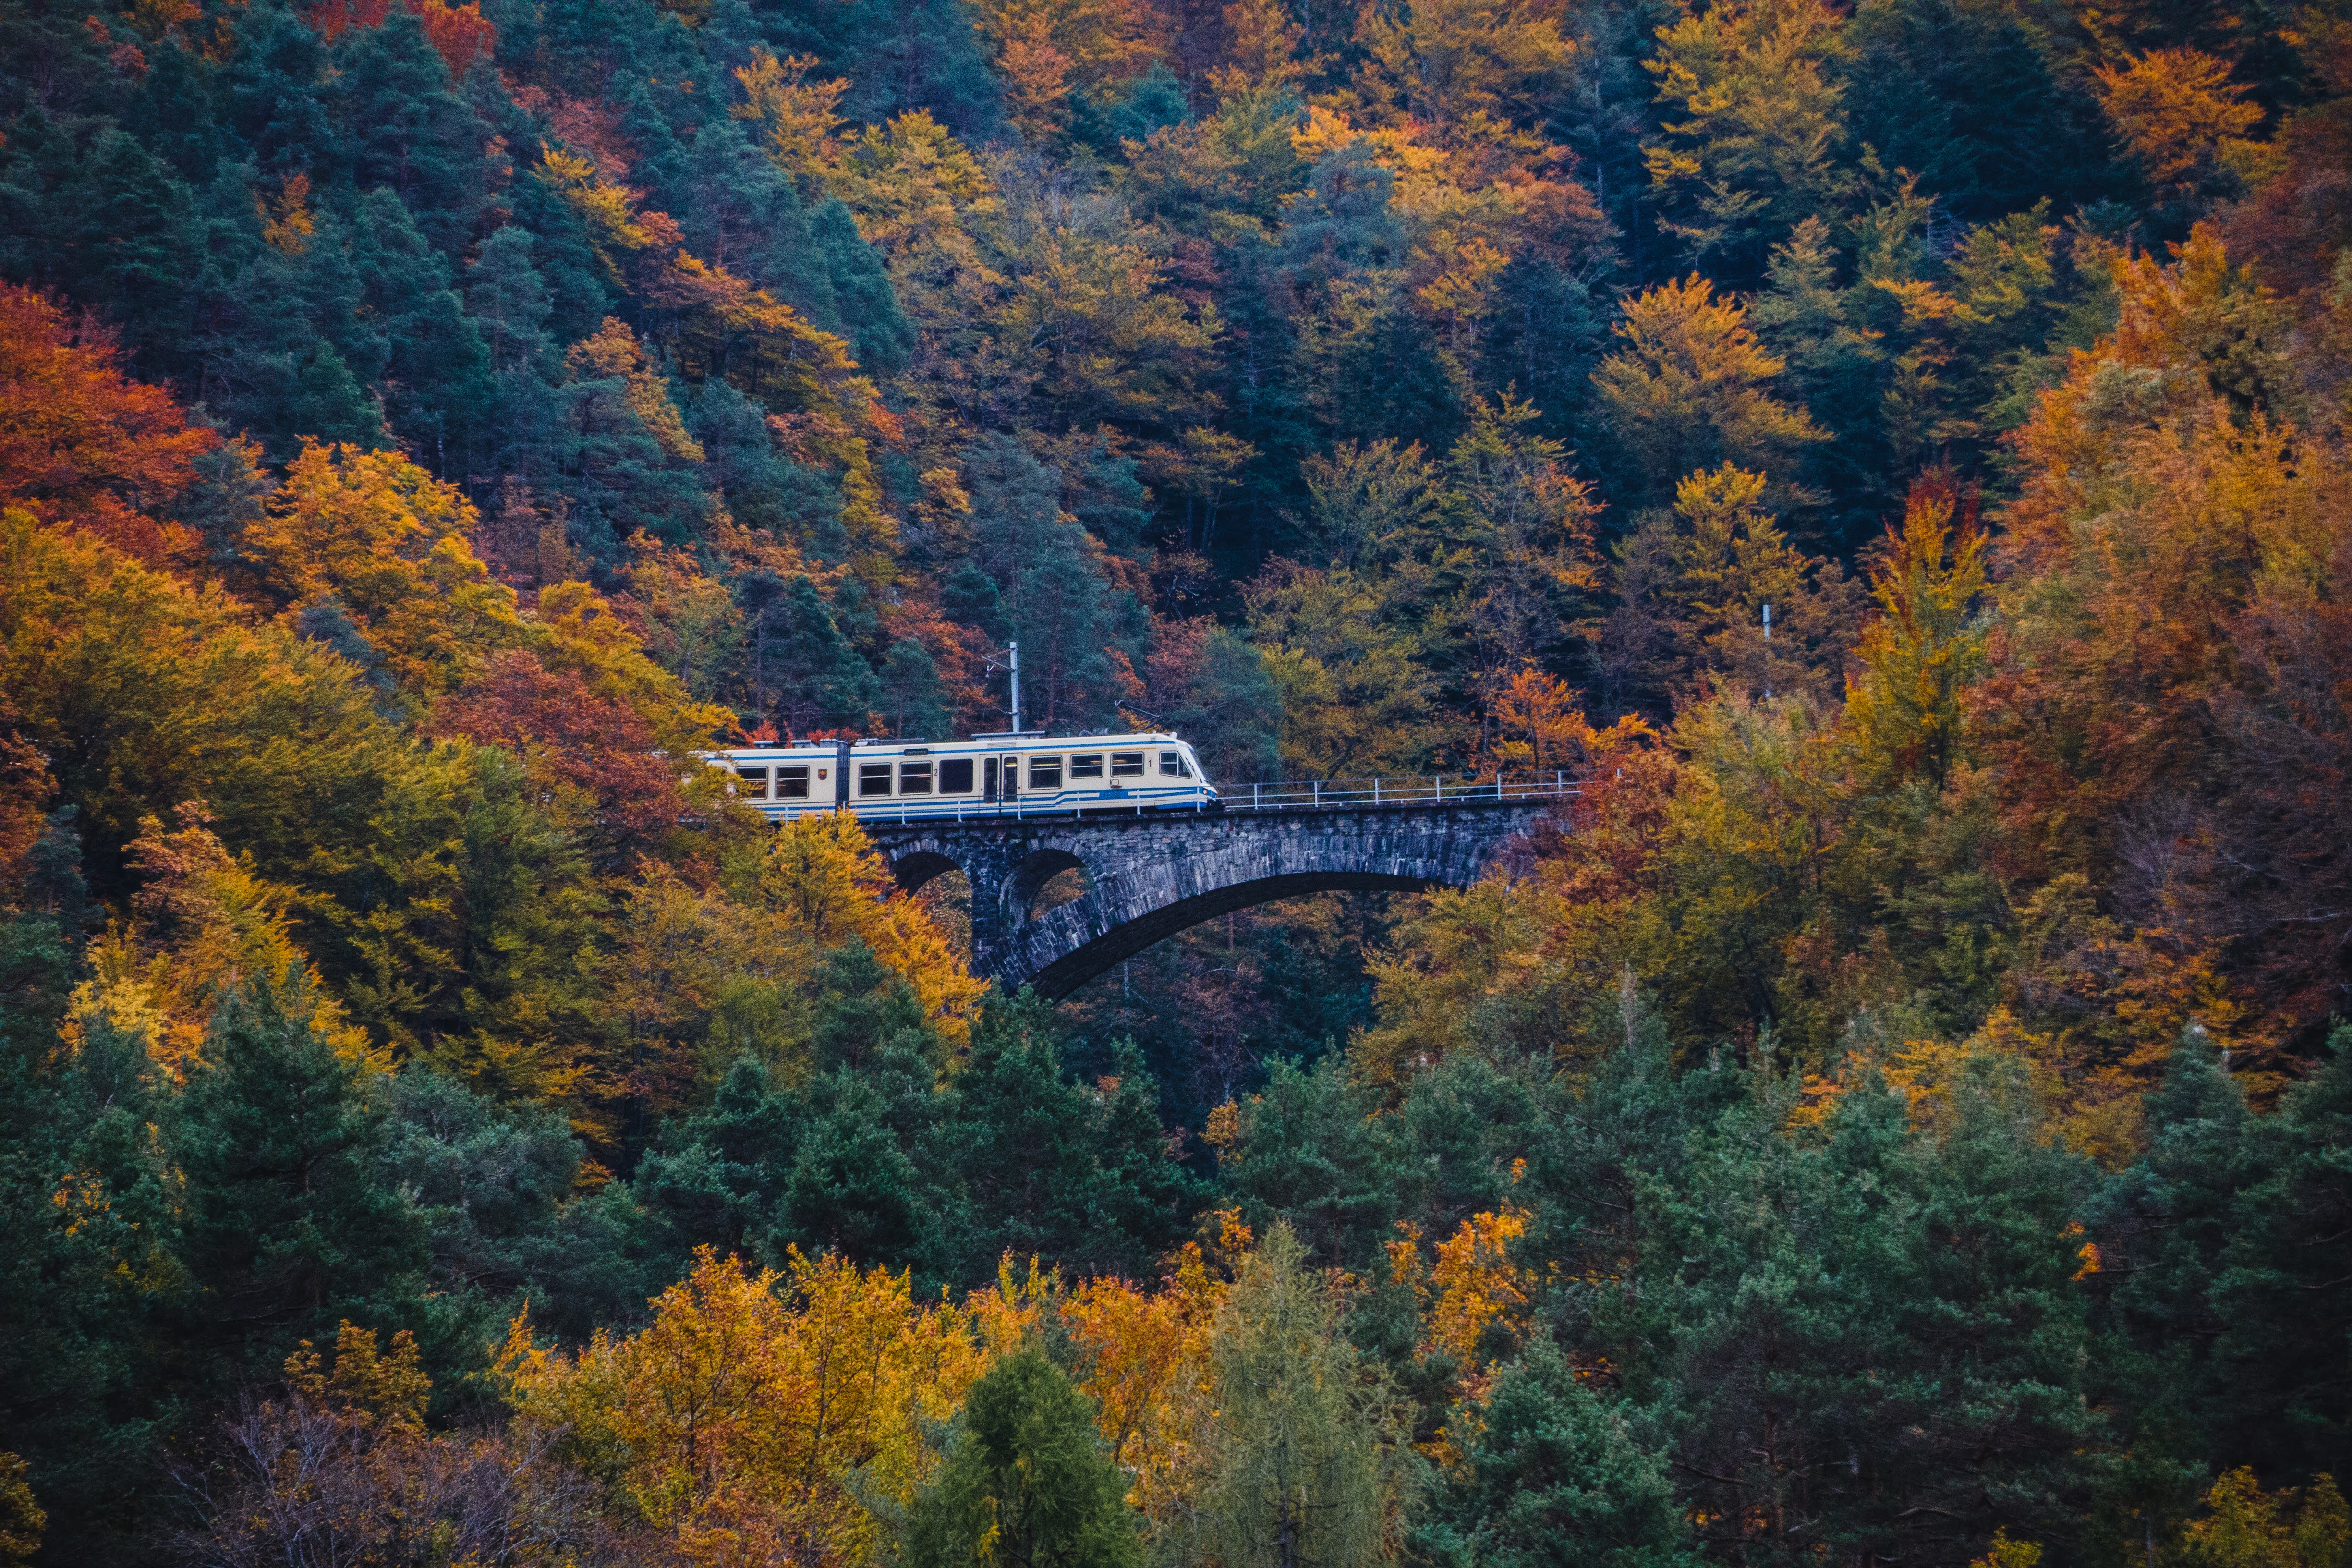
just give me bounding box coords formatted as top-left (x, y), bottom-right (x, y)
top-left (747, 772), bottom-right (1580, 827)
top-left (1223, 772), bottom-right (1580, 812)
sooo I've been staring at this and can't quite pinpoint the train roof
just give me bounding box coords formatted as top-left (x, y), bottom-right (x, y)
top-left (714, 731), bottom-right (1191, 753)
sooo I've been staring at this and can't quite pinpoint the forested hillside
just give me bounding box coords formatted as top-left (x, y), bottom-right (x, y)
top-left (3, 0), bottom-right (2351, 1562)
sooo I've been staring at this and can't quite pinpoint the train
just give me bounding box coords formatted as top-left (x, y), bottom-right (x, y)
top-left (711, 731), bottom-right (1220, 823)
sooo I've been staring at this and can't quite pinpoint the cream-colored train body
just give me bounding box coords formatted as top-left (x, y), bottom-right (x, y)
top-left (711, 732), bottom-right (1218, 822)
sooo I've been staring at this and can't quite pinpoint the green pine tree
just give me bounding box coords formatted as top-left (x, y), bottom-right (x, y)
top-left (964, 437), bottom-right (1143, 730)
top-left (904, 1349), bottom-right (1141, 1568)
top-left (1420, 1335), bottom-right (1701, 1568)
top-left (0, 977), bottom-right (177, 1565)
top-left (2214, 1024), bottom-right (2352, 1480)
top-left (880, 639), bottom-right (951, 741)
top-left (923, 993), bottom-right (1196, 1284)
top-left (332, 6), bottom-right (486, 255)
top-left (779, 1069), bottom-right (929, 1266)
top-left (634, 1054), bottom-right (803, 1260)
top-left (769, 575), bottom-right (882, 735)
top-left (350, 187), bottom-right (493, 473)
top-left (171, 981), bottom-right (434, 1384)
top-left (1218, 1056), bottom-right (1399, 1268)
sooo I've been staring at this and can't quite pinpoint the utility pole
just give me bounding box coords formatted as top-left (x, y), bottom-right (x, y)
top-left (985, 641), bottom-right (1025, 733)
top-left (1762, 603), bottom-right (1772, 702)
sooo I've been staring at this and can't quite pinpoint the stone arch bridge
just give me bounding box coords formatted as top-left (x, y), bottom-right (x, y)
top-left (863, 785), bottom-right (1571, 999)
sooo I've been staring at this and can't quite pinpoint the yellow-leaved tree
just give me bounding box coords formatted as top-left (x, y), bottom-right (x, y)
top-left (533, 579), bottom-right (736, 754)
top-left (67, 803), bottom-right (371, 1076)
top-left (502, 1246), bottom-right (1035, 1566)
top-left (2093, 48), bottom-right (2264, 208)
top-left (1358, 0), bottom-right (1578, 147)
top-left (1061, 1240), bottom-right (1226, 1528)
top-left (731, 46), bottom-right (850, 189)
top-left (0, 1451), bottom-right (40, 1568)
top-left (243, 442), bottom-right (533, 702)
top-left (1385, 1197), bottom-right (1539, 1456)
top-left (595, 862), bottom-right (804, 1125)
top-left (758, 814), bottom-right (988, 1043)
top-left (2179, 1468), bottom-right (2349, 1568)
top-left (1843, 475), bottom-right (1988, 792)
top-left (1590, 274), bottom-right (1826, 505)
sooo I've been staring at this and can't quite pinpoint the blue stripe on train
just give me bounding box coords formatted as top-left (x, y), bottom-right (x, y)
top-left (755, 789), bottom-right (1209, 819)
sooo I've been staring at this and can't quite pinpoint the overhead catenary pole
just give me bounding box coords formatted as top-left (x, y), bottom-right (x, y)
top-left (1009, 640), bottom-right (1022, 735)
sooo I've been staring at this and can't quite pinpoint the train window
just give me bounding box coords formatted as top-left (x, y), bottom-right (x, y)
top-left (1029, 756), bottom-right (1063, 790)
top-left (858, 762), bottom-right (895, 797)
top-left (777, 766), bottom-right (811, 799)
top-left (940, 758), bottom-right (974, 793)
top-left (735, 766), bottom-right (769, 799)
top-left (1110, 752), bottom-right (1146, 777)
top-left (898, 761), bottom-right (934, 794)
top-left (1069, 754), bottom-right (1104, 779)
top-left (1159, 751), bottom-right (1186, 778)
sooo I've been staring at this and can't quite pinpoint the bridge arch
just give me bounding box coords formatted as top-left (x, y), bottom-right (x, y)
top-left (862, 799), bottom-right (1554, 1001)
top-left (1005, 847), bottom-right (1090, 924)
top-left (888, 848), bottom-right (964, 894)
top-left (984, 817), bottom-right (1511, 998)
top-left (1011, 867), bottom-right (1440, 998)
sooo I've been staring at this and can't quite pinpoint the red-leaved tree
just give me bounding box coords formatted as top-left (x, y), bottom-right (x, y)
top-left (0, 283), bottom-right (215, 566)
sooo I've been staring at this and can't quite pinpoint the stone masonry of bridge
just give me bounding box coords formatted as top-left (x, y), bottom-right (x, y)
top-left (862, 799), bottom-right (1558, 999)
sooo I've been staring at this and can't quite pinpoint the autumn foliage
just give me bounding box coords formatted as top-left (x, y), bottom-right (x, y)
top-left (6, 0), bottom-right (2352, 1565)
top-left (502, 1248), bottom-right (1012, 1565)
top-left (303, 0), bottom-right (496, 76)
top-left (0, 284), bottom-right (214, 565)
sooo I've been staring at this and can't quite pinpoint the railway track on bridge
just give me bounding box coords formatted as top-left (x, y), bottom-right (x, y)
top-left (1213, 773), bottom-right (1579, 812)
top-left (845, 772), bottom-right (1581, 830)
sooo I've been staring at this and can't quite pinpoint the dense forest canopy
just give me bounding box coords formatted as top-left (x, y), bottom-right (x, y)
top-left (3, 0), bottom-right (2352, 1562)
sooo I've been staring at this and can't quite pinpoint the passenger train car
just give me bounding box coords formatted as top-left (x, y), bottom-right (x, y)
top-left (712, 732), bottom-right (1218, 822)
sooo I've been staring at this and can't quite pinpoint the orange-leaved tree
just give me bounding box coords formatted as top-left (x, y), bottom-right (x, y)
top-left (0, 283), bottom-right (216, 566)
top-left (1975, 225), bottom-right (2351, 1050)
top-left (1363, 695), bottom-right (1663, 1082)
top-left (426, 649), bottom-right (691, 852)
top-left (303, 0), bottom-right (497, 76)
